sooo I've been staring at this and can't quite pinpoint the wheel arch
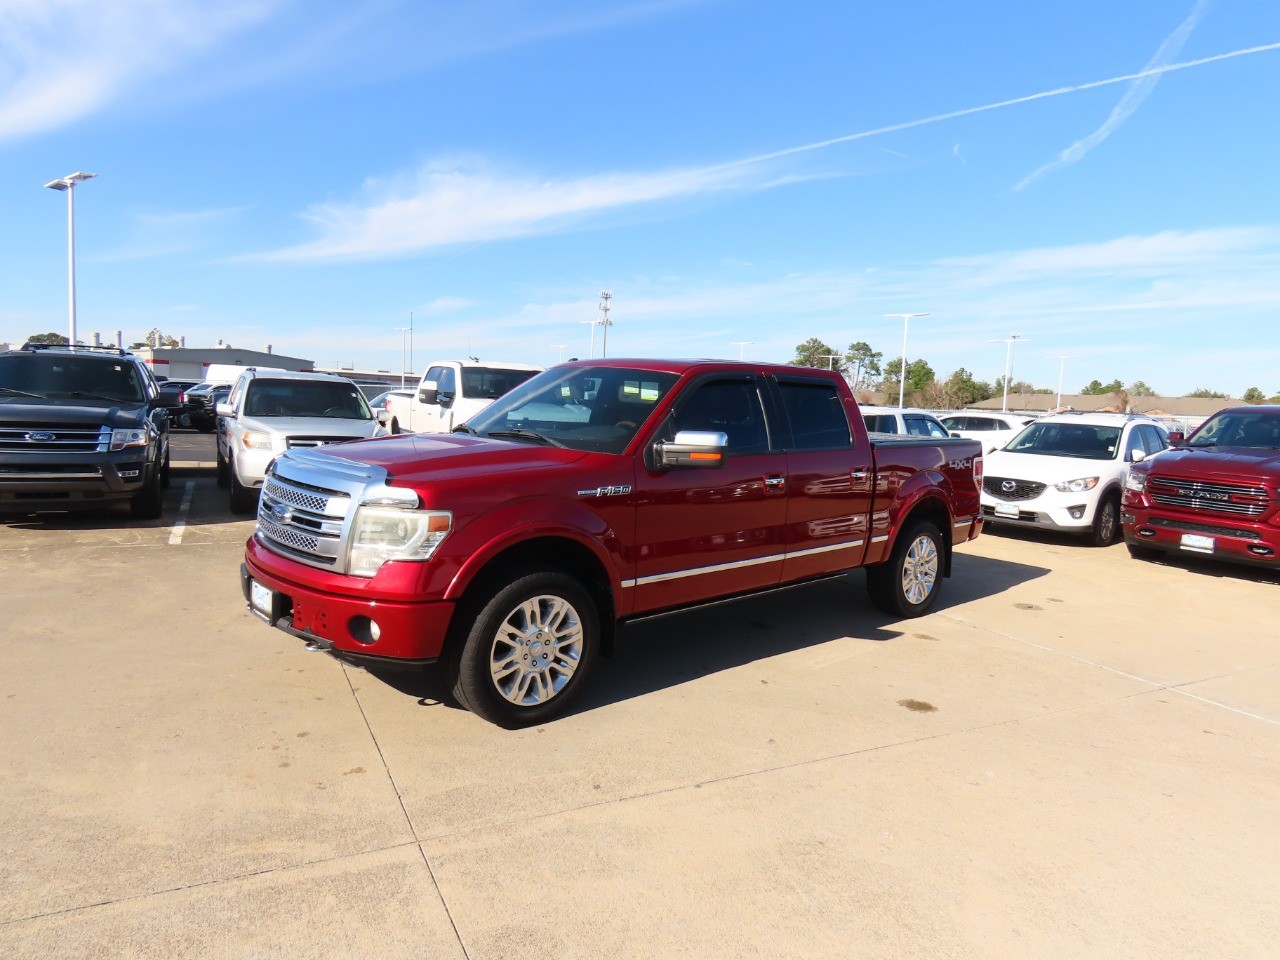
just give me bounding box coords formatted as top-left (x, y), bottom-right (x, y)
top-left (886, 493), bottom-right (955, 577)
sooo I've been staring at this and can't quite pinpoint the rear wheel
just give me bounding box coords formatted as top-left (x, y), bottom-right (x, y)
top-left (867, 520), bottom-right (944, 617)
top-left (451, 570), bottom-right (599, 728)
top-left (1090, 493), bottom-right (1121, 547)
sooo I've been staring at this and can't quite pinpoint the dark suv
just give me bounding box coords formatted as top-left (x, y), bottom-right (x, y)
top-left (0, 344), bottom-right (170, 518)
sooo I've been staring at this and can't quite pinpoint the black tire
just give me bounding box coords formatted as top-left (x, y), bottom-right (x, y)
top-left (130, 464), bottom-right (164, 520)
top-left (1127, 542), bottom-right (1162, 561)
top-left (229, 461), bottom-right (258, 515)
top-left (197, 421), bottom-right (215, 434)
top-left (450, 570), bottom-right (599, 728)
top-left (160, 443), bottom-right (172, 489)
top-left (866, 520), bottom-right (944, 618)
top-left (390, 418), bottom-right (402, 435)
top-left (1090, 492), bottom-right (1121, 547)
top-left (216, 442), bottom-right (230, 488)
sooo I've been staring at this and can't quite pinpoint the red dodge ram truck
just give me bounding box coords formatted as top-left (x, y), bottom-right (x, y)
top-left (240, 359), bottom-right (983, 726)
top-left (1123, 404), bottom-right (1280, 569)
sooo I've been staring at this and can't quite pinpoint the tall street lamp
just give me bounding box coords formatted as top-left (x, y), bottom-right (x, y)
top-left (1046, 354), bottom-right (1077, 412)
top-left (395, 327), bottom-right (410, 387)
top-left (989, 334), bottom-right (1031, 412)
top-left (885, 313), bottom-right (929, 408)
top-left (598, 291), bottom-right (613, 358)
top-left (550, 344), bottom-right (567, 363)
top-left (730, 341), bottom-right (753, 361)
top-left (45, 172), bottom-right (97, 347)
top-left (580, 319), bottom-right (601, 358)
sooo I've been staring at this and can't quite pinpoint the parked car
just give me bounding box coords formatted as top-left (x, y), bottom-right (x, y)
top-left (382, 359), bottom-right (541, 434)
top-left (156, 378), bottom-right (200, 428)
top-left (0, 343), bottom-right (169, 518)
top-left (240, 358), bottom-right (984, 727)
top-left (981, 413), bottom-right (1169, 546)
top-left (940, 412), bottom-right (1038, 454)
top-left (860, 405), bottom-right (951, 438)
top-left (1123, 405), bottom-right (1280, 569)
top-left (183, 382), bottom-right (231, 432)
top-left (216, 370), bottom-right (387, 513)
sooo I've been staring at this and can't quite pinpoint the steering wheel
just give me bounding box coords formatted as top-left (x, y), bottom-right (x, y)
top-left (321, 406), bottom-right (345, 417)
top-left (614, 420), bottom-right (638, 431)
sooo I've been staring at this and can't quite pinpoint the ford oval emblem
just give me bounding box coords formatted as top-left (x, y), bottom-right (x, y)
top-left (26, 431), bottom-right (56, 442)
top-left (269, 502), bottom-right (294, 525)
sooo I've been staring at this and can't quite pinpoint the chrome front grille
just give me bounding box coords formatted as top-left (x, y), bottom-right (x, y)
top-left (984, 476), bottom-right (1046, 501)
top-left (1148, 477), bottom-right (1270, 518)
top-left (256, 474), bottom-right (350, 567)
top-left (286, 436), bottom-right (352, 449)
top-left (0, 424), bottom-right (109, 454)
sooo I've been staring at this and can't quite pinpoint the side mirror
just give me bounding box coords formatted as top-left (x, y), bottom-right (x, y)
top-left (1129, 448), bottom-right (1147, 463)
top-left (215, 402), bottom-right (233, 417)
top-left (375, 408), bottom-right (392, 425)
top-left (1167, 431), bottom-right (1185, 446)
top-left (656, 430), bottom-right (728, 469)
top-left (949, 431), bottom-right (962, 439)
top-left (419, 381), bottom-right (440, 405)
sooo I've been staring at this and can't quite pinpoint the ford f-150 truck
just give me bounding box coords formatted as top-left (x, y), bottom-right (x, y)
top-left (239, 359), bottom-right (983, 727)
top-left (382, 359), bottom-right (541, 434)
top-left (1123, 404), bottom-right (1280, 569)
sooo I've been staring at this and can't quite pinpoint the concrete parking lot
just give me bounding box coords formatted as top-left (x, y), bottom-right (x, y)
top-left (2, 432), bottom-right (1278, 959)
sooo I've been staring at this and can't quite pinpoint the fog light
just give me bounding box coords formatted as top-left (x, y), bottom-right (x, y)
top-left (1068, 506), bottom-right (1086, 519)
top-left (349, 616), bottom-right (381, 646)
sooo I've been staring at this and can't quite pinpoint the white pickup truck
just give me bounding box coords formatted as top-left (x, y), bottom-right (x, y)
top-left (382, 359), bottom-right (541, 434)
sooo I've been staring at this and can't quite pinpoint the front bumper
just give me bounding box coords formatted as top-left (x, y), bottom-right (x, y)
top-left (1122, 504), bottom-right (1280, 567)
top-left (980, 490), bottom-right (1097, 534)
top-left (241, 547), bottom-right (455, 666)
top-left (0, 450), bottom-right (156, 512)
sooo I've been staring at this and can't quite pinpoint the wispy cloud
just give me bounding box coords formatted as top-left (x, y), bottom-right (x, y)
top-left (92, 207), bottom-right (250, 263)
top-left (1016, 0), bottom-right (1213, 190)
top-left (258, 37), bottom-right (1280, 262)
top-left (0, 1), bottom-right (278, 140)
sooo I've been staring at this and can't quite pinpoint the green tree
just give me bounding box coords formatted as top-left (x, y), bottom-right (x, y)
top-left (881, 357), bottom-right (935, 400)
top-left (1242, 387), bottom-right (1267, 404)
top-left (1185, 388), bottom-right (1229, 399)
top-left (1129, 380), bottom-right (1157, 397)
top-left (129, 328), bottom-right (180, 350)
top-left (25, 331), bottom-right (68, 345)
top-left (844, 341), bottom-right (882, 389)
top-left (928, 367), bottom-right (993, 407)
top-left (791, 337), bottom-right (845, 373)
top-left (1081, 379), bottom-right (1124, 395)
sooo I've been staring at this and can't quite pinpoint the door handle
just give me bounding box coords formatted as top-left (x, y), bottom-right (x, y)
top-left (764, 475), bottom-right (786, 491)
top-left (850, 468), bottom-right (870, 482)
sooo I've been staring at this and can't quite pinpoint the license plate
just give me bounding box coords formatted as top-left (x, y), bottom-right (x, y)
top-left (1180, 533), bottom-right (1215, 554)
top-left (249, 579), bottom-right (275, 620)
top-left (994, 503), bottom-right (1020, 519)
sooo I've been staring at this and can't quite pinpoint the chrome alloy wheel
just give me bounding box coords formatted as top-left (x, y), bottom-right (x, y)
top-left (901, 534), bottom-right (940, 605)
top-left (489, 594), bottom-right (584, 706)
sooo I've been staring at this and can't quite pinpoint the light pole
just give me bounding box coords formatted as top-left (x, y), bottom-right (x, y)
top-left (819, 354), bottom-right (841, 371)
top-left (550, 344), bottom-right (567, 363)
top-left (394, 327), bottom-right (410, 387)
top-left (45, 171), bottom-right (97, 347)
top-left (1046, 355), bottom-right (1077, 412)
top-left (730, 341), bottom-right (753, 361)
top-left (580, 319), bottom-right (600, 358)
top-left (885, 313), bottom-right (929, 408)
top-left (598, 291), bottom-right (613, 358)
top-left (989, 334), bottom-right (1031, 412)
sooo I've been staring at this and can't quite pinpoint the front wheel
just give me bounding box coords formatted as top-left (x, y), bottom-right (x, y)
top-left (451, 571), bottom-right (599, 728)
top-left (389, 418), bottom-right (402, 435)
top-left (1090, 493), bottom-right (1121, 547)
top-left (130, 465), bottom-right (164, 520)
top-left (215, 442), bottom-right (230, 488)
top-left (229, 461), bottom-right (258, 515)
top-left (866, 520), bottom-right (944, 617)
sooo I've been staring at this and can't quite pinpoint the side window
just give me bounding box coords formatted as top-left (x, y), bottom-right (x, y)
top-left (905, 415), bottom-right (947, 438)
top-left (1140, 425), bottom-right (1167, 455)
top-left (424, 365), bottom-right (446, 387)
top-left (865, 414), bottom-right (896, 434)
top-left (924, 417), bottom-right (949, 438)
top-left (776, 380), bottom-right (852, 451)
top-left (1124, 425), bottom-right (1145, 460)
top-left (670, 379), bottom-right (769, 455)
top-left (228, 374), bottom-right (249, 410)
top-left (438, 366), bottom-right (457, 397)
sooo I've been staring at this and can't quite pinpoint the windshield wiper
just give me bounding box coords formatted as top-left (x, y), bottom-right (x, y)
top-left (0, 386), bottom-right (45, 399)
top-left (487, 428), bottom-right (565, 448)
top-left (451, 423), bottom-right (479, 436)
top-left (63, 390), bottom-right (126, 403)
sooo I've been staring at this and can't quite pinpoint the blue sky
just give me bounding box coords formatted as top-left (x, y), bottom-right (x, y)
top-left (2, 0), bottom-right (1279, 396)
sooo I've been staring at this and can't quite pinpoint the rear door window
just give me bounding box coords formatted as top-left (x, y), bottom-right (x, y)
top-left (776, 380), bottom-right (852, 450)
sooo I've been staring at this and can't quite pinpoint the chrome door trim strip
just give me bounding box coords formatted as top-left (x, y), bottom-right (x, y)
top-left (622, 538), bottom-right (866, 588)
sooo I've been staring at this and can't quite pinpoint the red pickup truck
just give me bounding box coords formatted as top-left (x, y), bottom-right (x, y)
top-left (240, 359), bottom-right (983, 726)
top-left (1123, 404), bottom-right (1280, 569)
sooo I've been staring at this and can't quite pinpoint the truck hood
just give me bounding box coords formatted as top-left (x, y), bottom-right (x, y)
top-left (320, 432), bottom-right (589, 483)
top-left (0, 399), bottom-right (145, 427)
top-left (1145, 446), bottom-right (1280, 480)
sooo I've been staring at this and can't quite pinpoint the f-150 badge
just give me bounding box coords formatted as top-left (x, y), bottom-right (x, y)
top-left (578, 485), bottom-right (633, 498)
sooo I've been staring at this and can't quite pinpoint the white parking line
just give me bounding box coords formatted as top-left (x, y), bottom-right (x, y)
top-left (168, 480), bottom-right (196, 545)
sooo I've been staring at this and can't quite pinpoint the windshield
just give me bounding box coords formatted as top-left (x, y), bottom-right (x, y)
top-left (0, 354), bottom-right (146, 404)
top-left (1188, 411), bottom-right (1280, 449)
top-left (243, 379), bottom-right (372, 419)
top-left (1005, 421), bottom-right (1122, 459)
top-left (465, 365), bottom-right (680, 453)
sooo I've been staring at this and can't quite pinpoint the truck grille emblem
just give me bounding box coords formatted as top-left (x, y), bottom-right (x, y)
top-left (26, 432), bottom-right (56, 442)
top-left (1001, 480), bottom-right (1016, 492)
top-left (268, 502), bottom-right (294, 525)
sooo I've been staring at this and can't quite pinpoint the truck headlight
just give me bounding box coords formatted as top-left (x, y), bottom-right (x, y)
top-left (1125, 471), bottom-right (1147, 492)
top-left (242, 430), bottom-right (273, 450)
top-left (110, 428), bottom-right (148, 451)
top-left (1054, 477), bottom-right (1099, 493)
top-left (348, 506), bottom-right (452, 578)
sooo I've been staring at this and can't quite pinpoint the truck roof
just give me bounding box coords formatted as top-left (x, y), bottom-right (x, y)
top-left (559, 358), bottom-right (837, 378)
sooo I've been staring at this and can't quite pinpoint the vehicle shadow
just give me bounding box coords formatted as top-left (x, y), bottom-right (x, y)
top-left (372, 553), bottom-right (1051, 720)
top-left (1129, 551), bottom-right (1280, 585)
